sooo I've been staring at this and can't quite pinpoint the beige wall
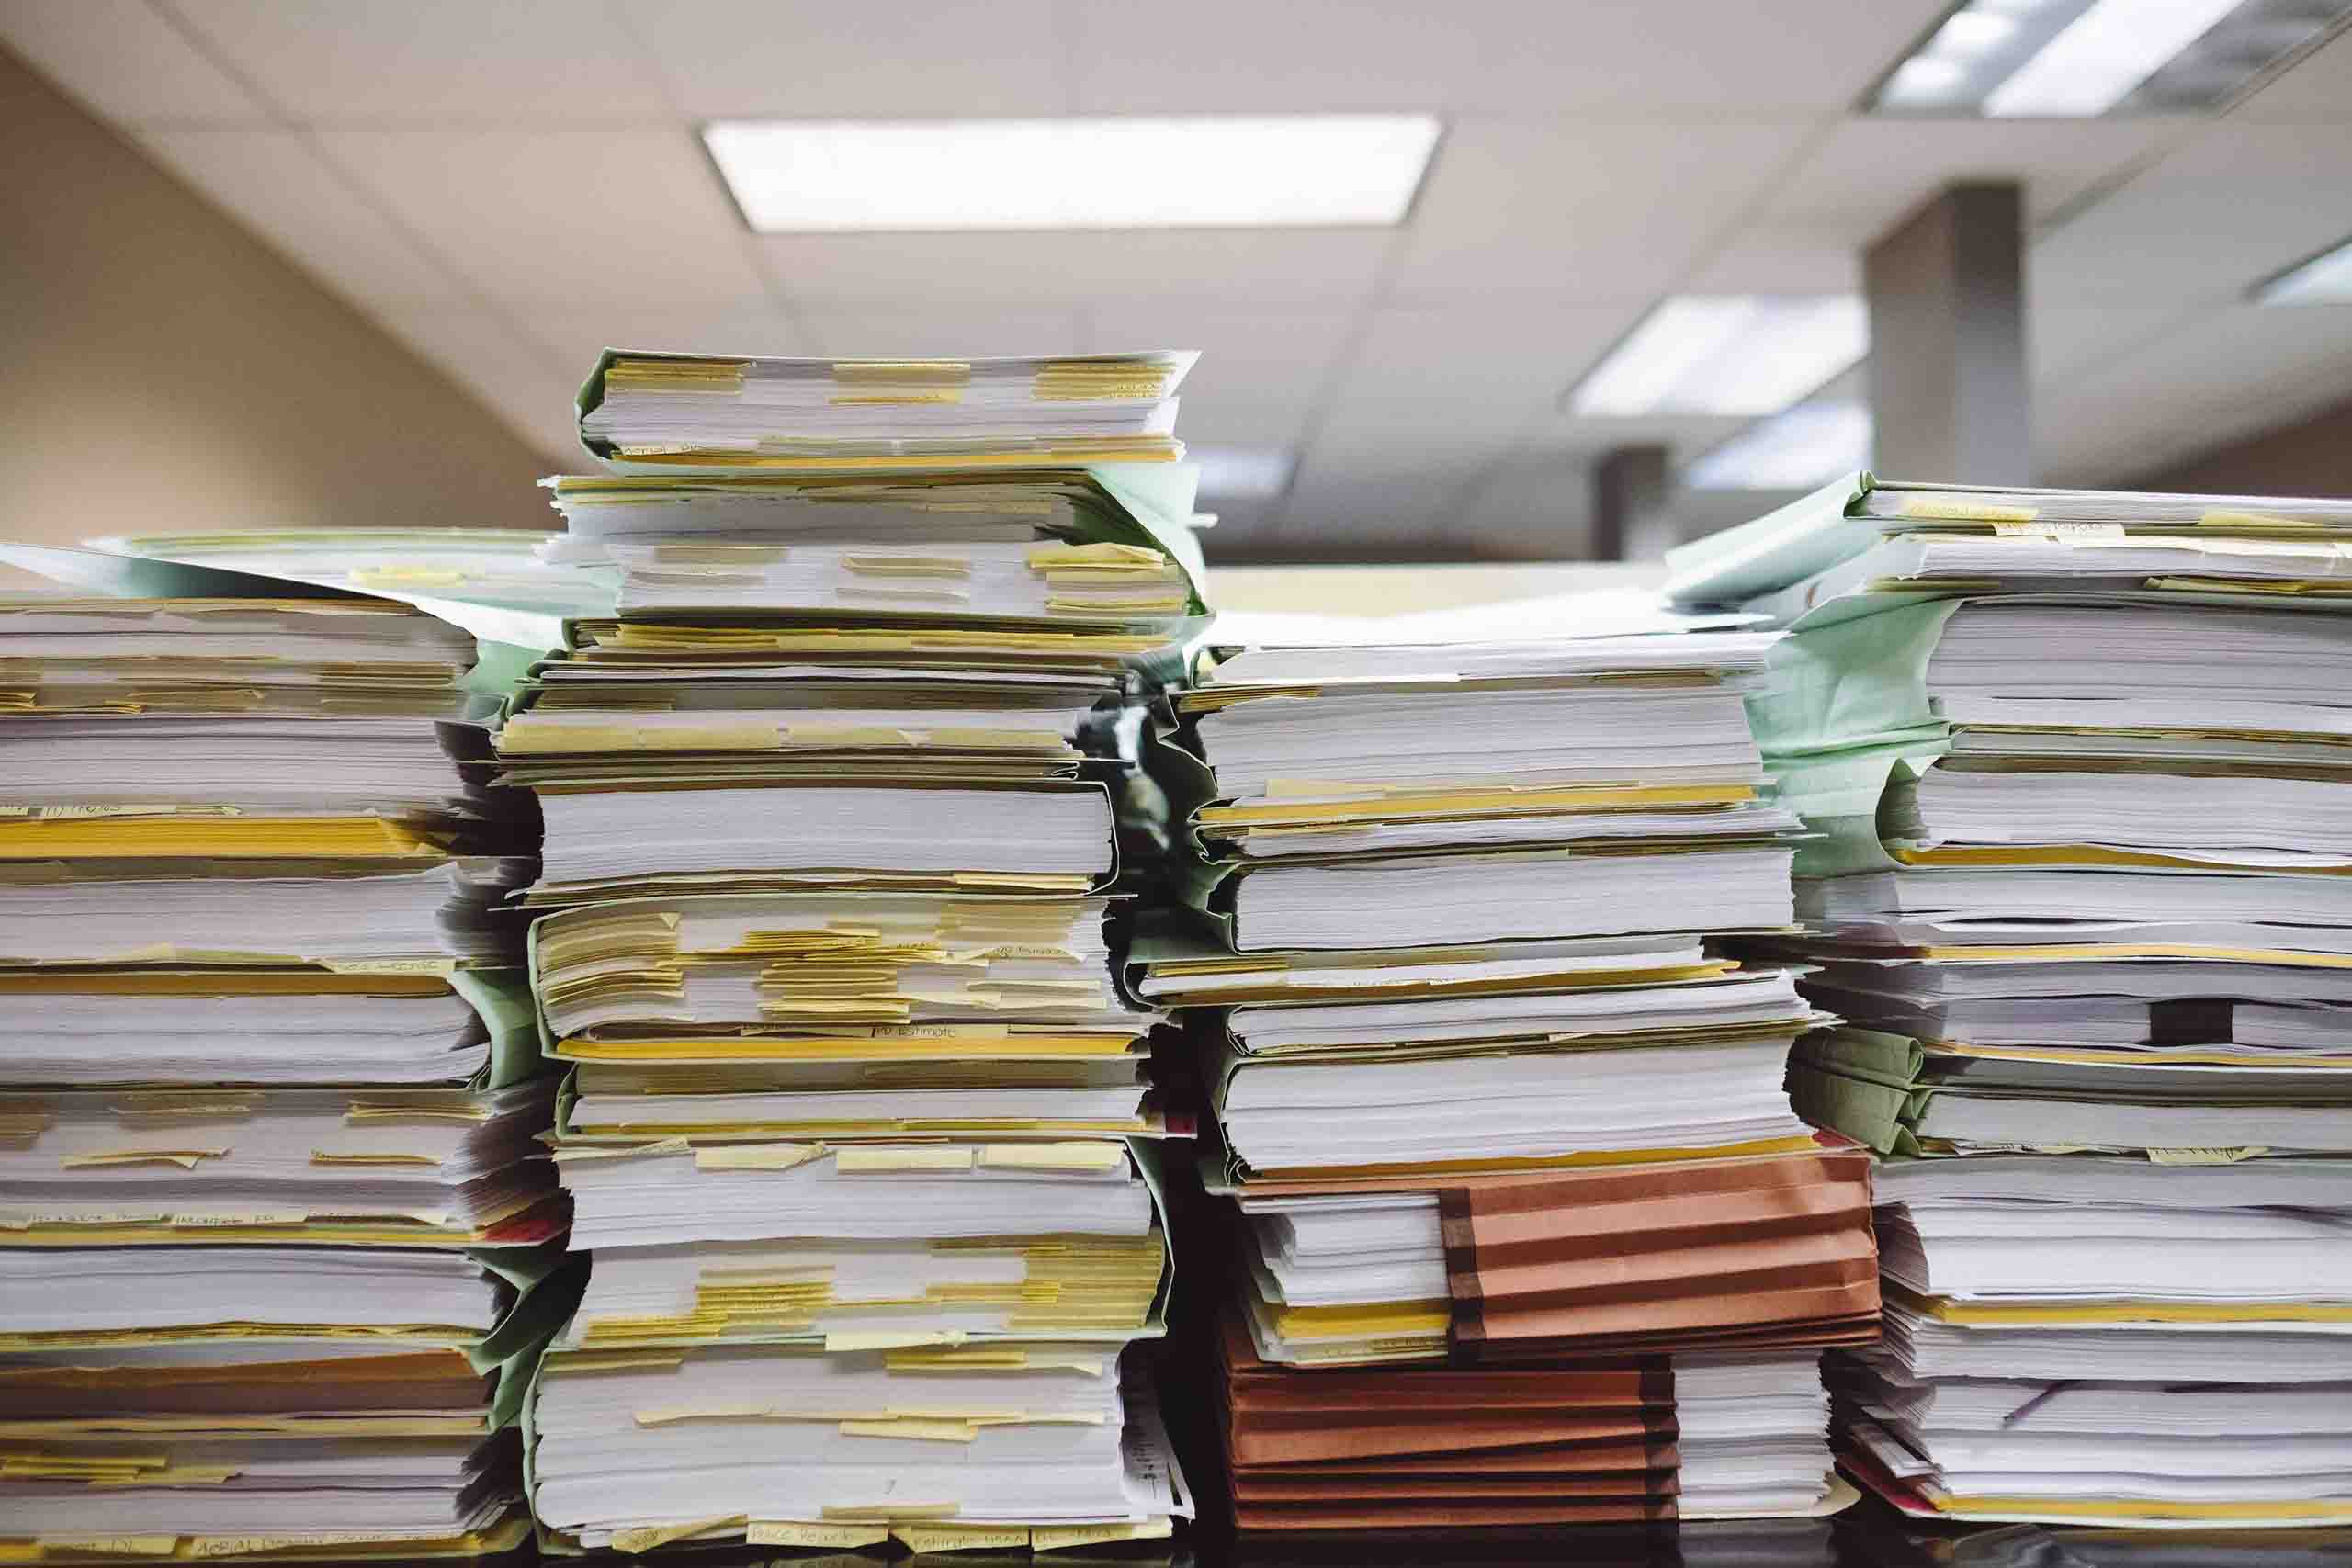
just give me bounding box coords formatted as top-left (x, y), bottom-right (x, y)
top-left (2131, 390), bottom-right (2352, 499)
top-left (0, 42), bottom-right (550, 586)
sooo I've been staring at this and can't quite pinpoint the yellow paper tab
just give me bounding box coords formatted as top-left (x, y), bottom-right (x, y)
top-left (60, 1149), bottom-right (226, 1169)
top-left (606, 1515), bottom-right (745, 1554)
top-left (824, 1502), bottom-right (959, 1523)
top-left (890, 1523), bottom-right (1026, 1552)
top-left (825, 1329), bottom-right (969, 1354)
top-left (2148, 1145), bottom-right (2271, 1165)
top-left (1035, 1519), bottom-right (1176, 1551)
top-left (693, 1144), bottom-right (824, 1173)
top-left (840, 1416), bottom-right (978, 1442)
top-left (39, 1538), bottom-right (180, 1557)
top-left (2199, 508), bottom-right (2325, 530)
top-left (834, 1145), bottom-right (972, 1173)
top-left (745, 1521), bottom-right (892, 1548)
top-left (977, 1141), bottom-right (1126, 1172)
top-left (1903, 498), bottom-right (2039, 523)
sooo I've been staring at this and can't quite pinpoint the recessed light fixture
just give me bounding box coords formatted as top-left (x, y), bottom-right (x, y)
top-left (1871, 0), bottom-right (2352, 118)
top-left (1567, 297), bottom-right (1867, 418)
top-left (702, 116), bottom-right (1442, 232)
top-left (1189, 446), bottom-right (1297, 501)
top-left (1684, 400), bottom-right (1874, 491)
top-left (2253, 232), bottom-right (2352, 304)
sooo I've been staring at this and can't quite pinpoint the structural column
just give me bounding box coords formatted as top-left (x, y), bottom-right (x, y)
top-left (1592, 444), bottom-right (1670, 562)
top-left (1863, 182), bottom-right (2030, 484)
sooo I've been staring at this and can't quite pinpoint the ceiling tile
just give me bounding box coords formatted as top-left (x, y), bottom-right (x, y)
top-left (1679, 228), bottom-right (1861, 295)
top-left (620, 0), bottom-right (1068, 117)
top-left (1385, 119), bottom-right (1819, 300)
top-left (316, 130), bottom-right (770, 310)
top-left (1071, 0), bottom-right (1948, 115)
top-left (1544, 412), bottom-right (1755, 463)
top-left (2031, 122), bottom-right (2352, 305)
top-left (1312, 305), bottom-right (1642, 448)
top-left (133, 128), bottom-right (466, 309)
top-left (371, 310), bottom-right (582, 468)
top-left (756, 228), bottom-right (1395, 310)
top-left (514, 310), bottom-right (806, 383)
top-left (1758, 118), bottom-right (2184, 239)
top-left (789, 310), bottom-right (1087, 358)
top-left (164, 0), bottom-right (671, 122)
top-left (1071, 0), bottom-right (1483, 113)
top-left (0, 0), bottom-right (269, 124)
top-left (1461, 0), bottom-right (1950, 116)
top-left (2028, 303), bottom-right (2191, 384)
top-left (2230, 25), bottom-right (2352, 120)
top-left (2034, 304), bottom-right (2352, 484)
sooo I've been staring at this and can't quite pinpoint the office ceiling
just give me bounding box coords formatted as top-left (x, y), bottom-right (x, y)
top-left (6, 0), bottom-right (2351, 561)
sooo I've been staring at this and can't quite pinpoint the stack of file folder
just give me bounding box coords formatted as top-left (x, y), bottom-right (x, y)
top-left (503, 349), bottom-right (1204, 1554)
top-left (1144, 630), bottom-right (1877, 1534)
top-left (1668, 475), bottom-right (2352, 1530)
top-left (0, 585), bottom-right (567, 1564)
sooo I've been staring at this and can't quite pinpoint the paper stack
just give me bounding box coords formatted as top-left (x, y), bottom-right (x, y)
top-left (0, 589), bottom-right (567, 1564)
top-left (1144, 630), bottom-right (1877, 1534)
top-left (1668, 475), bottom-right (2352, 1530)
top-left (503, 349), bottom-right (1204, 1554)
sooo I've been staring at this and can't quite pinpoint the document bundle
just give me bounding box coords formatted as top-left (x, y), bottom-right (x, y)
top-left (503, 349), bottom-right (1204, 1554)
top-left (0, 585), bottom-right (567, 1564)
top-left (1146, 628), bottom-right (1875, 1532)
top-left (1669, 474), bottom-right (2352, 1529)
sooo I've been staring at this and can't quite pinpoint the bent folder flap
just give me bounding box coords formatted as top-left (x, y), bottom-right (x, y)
top-left (1664, 472), bottom-right (1876, 608)
top-left (451, 968), bottom-right (546, 1091)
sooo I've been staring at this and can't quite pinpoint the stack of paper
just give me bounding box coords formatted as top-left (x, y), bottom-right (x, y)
top-left (1145, 627), bottom-right (1874, 1534)
top-left (1668, 474), bottom-right (2352, 1530)
top-left (506, 348), bottom-right (1203, 1554)
top-left (0, 583), bottom-right (567, 1564)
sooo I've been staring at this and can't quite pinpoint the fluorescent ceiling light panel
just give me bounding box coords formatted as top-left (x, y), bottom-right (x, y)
top-left (1568, 297), bottom-right (1867, 418)
top-left (1685, 401), bottom-right (1874, 491)
top-left (1985, 0), bottom-right (2242, 114)
top-left (704, 116), bottom-right (1442, 231)
top-left (2254, 233), bottom-right (2352, 304)
top-left (1190, 446), bottom-right (1296, 501)
top-left (1870, 0), bottom-right (2349, 116)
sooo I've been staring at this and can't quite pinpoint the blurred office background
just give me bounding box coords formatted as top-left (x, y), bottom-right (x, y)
top-left (4, 0), bottom-right (2350, 594)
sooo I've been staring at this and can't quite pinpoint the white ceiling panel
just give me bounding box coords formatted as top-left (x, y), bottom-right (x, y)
top-left (621, 0), bottom-right (1069, 118)
top-left (1072, 0), bottom-right (1947, 116)
top-left (135, 128), bottom-right (469, 309)
top-left (1386, 119), bottom-right (1820, 299)
top-left (368, 310), bottom-right (581, 468)
top-left (317, 130), bottom-right (771, 309)
top-left (756, 227), bottom-right (1396, 310)
top-left (1069, 0), bottom-right (1490, 115)
top-left (2028, 303), bottom-right (2194, 384)
top-left (1539, 412), bottom-right (1755, 462)
top-left (1756, 118), bottom-right (2185, 238)
top-left (2032, 122), bottom-right (2352, 304)
top-left (164, 0), bottom-right (672, 122)
top-left (789, 310), bottom-right (1087, 358)
top-left (0, 0), bottom-right (267, 124)
top-left (1455, 0), bottom-right (1951, 116)
top-left (1679, 228), bottom-right (1861, 295)
top-left (2230, 26), bottom-right (2352, 120)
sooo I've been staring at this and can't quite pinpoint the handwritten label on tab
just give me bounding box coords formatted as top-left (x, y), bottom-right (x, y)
top-left (1990, 520), bottom-right (2125, 542)
top-left (693, 1144), bottom-right (823, 1173)
top-left (1902, 498), bottom-right (2039, 523)
top-left (2148, 1145), bottom-right (2271, 1165)
top-left (745, 1521), bottom-right (891, 1548)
